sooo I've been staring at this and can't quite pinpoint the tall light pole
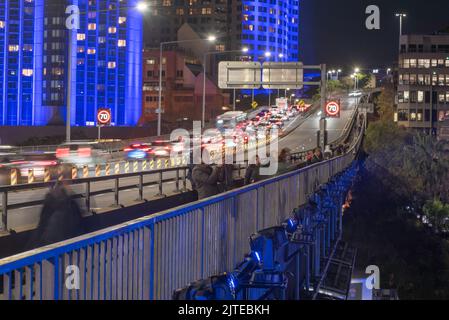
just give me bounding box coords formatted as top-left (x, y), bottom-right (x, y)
top-left (157, 36), bottom-right (216, 135)
top-left (337, 69), bottom-right (342, 80)
top-left (202, 47), bottom-right (248, 127)
top-left (265, 51), bottom-right (272, 107)
top-left (65, 1), bottom-right (149, 142)
top-left (395, 13), bottom-right (407, 50)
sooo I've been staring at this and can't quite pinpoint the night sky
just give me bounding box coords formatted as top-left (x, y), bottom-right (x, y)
top-left (300, 0), bottom-right (449, 71)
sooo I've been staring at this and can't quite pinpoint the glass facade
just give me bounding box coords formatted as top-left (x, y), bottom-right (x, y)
top-left (0, 0), bottom-right (142, 126)
top-left (241, 0), bottom-right (299, 61)
top-left (0, 0), bottom-right (45, 125)
top-left (71, 0), bottom-right (143, 127)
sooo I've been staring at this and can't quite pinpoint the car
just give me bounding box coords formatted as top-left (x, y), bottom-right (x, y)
top-left (148, 140), bottom-right (173, 158)
top-left (124, 143), bottom-right (152, 159)
top-left (269, 119), bottom-right (284, 128)
top-left (201, 131), bottom-right (224, 146)
top-left (56, 141), bottom-right (112, 167)
top-left (0, 152), bottom-right (62, 184)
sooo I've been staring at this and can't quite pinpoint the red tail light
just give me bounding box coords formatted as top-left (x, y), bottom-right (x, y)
top-left (78, 148), bottom-right (92, 158)
top-left (124, 148), bottom-right (133, 152)
top-left (56, 148), bottom-right (69, 158)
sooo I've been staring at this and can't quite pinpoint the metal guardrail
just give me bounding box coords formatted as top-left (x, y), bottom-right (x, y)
top-left (0, 116), bottom-right (365, 300)
top-left (3, 138), bottom-right (270, 186)
top-left (0, 107), bottom-right (361, 233)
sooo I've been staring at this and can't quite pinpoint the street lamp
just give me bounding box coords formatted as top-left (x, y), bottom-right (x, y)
top-left (136, 1), bottom-right (149, 12)
top-left (337, 69), bottom-right (342, 80)
top-left (202, 47), bottom-right (248, 126)
top-left (395, 13), bottom-right (407, 51)
top-left (395, 13), bottom-right (407, 36)
top-left (157, 36), bottom-right (216, 135)
top-left (66, 1), bottom-right (149, 142)
top-left (289, 93), bottom-right (296, 105)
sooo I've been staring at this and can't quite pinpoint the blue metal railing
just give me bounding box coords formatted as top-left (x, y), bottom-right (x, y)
top-left (0, 118), bottom-right (364, 300)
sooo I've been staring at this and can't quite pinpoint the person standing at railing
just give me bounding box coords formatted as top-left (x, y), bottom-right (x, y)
top-left (27, 181), bottom-right (85, 249)
top-left (311, 147), bottom-right (324, 164)
top-left (324, 145), bottom-right (333, 160)
top-left (277, 148), bottom-right (292, 175)
top-left (245, 155), bottom-right (261, 185)
top-left (306, 150), bottom-right (314, 165)
top-left (192, 164), bottom-right (220, 200)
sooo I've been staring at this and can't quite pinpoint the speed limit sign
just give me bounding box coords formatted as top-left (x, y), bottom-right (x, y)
top-left (97, 108), bottom-right (112, 126)
top-left (325, 100), bottom-right (341, 118)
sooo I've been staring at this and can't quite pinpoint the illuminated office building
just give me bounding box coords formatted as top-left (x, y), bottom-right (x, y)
top-left (147, 0), bottom-right (299, 61)
top-left (396, 33), bottom-right (449, 138)
top-left (0, 0), bottom-right (143, 126)
top-left (0, 0), bottom-right (45, 125)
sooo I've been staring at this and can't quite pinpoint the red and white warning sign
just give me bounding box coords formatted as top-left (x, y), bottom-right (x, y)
top-left (97, 108), bottom-right (112, 126)
top-left (325, 100), bottom-right (341, 118)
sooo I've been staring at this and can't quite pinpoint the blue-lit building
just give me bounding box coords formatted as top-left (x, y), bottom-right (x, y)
top-left (0, 0), bottom-right (45, 126)
top-left (239, 0), bottom-right (299, 62)
top-left (147, 0), bottom-right (300, 61)
top-left (0, 0), bottom-right (143, 127)
top-left (70, 0), bottom-right (143, 127)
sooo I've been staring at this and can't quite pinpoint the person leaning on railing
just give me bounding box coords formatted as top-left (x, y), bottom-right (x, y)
top-left (192, 163), bottom-right (221, 200)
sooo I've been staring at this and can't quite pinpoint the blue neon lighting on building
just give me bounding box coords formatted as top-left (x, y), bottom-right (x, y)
top-left (0, 0), bottom-right (45, 126)
top-left (241, 0), bottom-right (299, 62)
top-left (72, 0), bottom-right (143, 127)
top-left (0, 0), bottom-right (142, 126)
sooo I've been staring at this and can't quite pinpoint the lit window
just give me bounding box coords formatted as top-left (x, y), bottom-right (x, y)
top-left (77, 33), bottom-right (86, 41)
top-left (0, 20), bottom-right (5, 29)
top-left (108, 62), bottom-right (116, 69)
top-left (118, 17), bottom-right (127, 24)
top-left (417, 91), bottom-right (424, 103)
top-left (22, 69), bottom-right (33, 77)
top-left (108, 27), bottom-right (117, 34)
top-left (9, 45), bottom-right (19, 52)
top-left (118, 39), bottom-right (126, 47)
top-left (87, 48), bottom-right (96, 54)
top-left (88, 23), bottom-right (96, 31)
top-left (23, 44), bottom-right (33, 52)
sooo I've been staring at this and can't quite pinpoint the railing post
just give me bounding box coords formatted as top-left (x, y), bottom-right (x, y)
top-left (138, 173), bottom-right (144, 201)
top-left (156, 171), bottom-right (165, 198)
top-left (85, 181), bottom-right (91, 212)
top-left (114, 177), bottom-right (120, 207)
top-left (1, 191), bottom-right (7, 232)
top-left (173, 169), bottom-right (180, 193)
top-left (182, 168), bottom-right (188, 192)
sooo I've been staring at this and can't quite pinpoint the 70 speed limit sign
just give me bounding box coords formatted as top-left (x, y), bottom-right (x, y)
top-left (97, 108), bottom-right (112, 126)
top-left (325, 100), bottom-right (341, 118)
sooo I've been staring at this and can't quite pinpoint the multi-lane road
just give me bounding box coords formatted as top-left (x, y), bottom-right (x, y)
top-left (1, 93), bottom-right (358, 234)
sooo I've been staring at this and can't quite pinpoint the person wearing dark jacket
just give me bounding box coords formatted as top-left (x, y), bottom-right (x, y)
top-left (277, 148), bottom-right (291, 175)
top-left (28, 182), bottom-right (84, 249)
top-left (311, 147), bottom-right (324, 164)
top-left (245, 155), bottom-right (261, 185)
top-left (192, 164), bottom-right (220, 200)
